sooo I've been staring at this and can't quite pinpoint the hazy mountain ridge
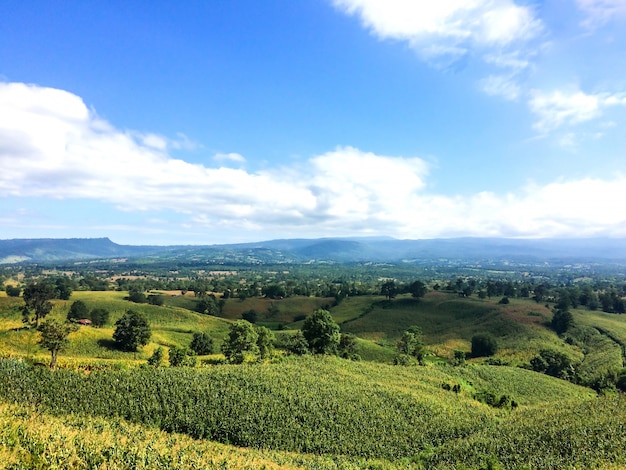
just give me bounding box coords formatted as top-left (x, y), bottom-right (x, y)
top-left (1, 236), bottom-right (626, 264)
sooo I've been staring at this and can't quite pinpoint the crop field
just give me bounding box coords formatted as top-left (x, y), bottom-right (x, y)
top-left (0, 356), bottom-right (622, 469)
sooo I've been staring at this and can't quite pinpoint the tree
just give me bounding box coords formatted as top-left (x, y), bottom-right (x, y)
top-left (380, 280), bottom-right (398, 300)
top-left (285, 330), bottom-right (310, 355)
top-left (147, 347), bottom-right (164, 367)
top-left (396, 326), bottom-right (425, 365)
top-left (262, 284), bottom-right (286, 299)
top-left (168, 345), bottom-right (196, 367)
top-left (531, 349), bottom-right (575, 379)
top-left (189, 332), bottom-right (214, 355)
top-left (22, 281), bottom-right (56, 327)
top-left (301, 309), bottom-right (340, 354)
top-left (221, 320), bottom-right (259, 364)
top-left (452, 350), bottom-right (466, 366)
top-left (90, 308), bottom-right (110, 327)
top-left (5, 285), bottom-right (21, 297)
top-left (407, 280), bottom-right (427, 299)
top-left (241, 309), bottom-right (258, 323)
top-left (128, 289), bottom-right (147, 304)
top-left (338, 333), bottom-right (360, 360)
top-left (67, 300), bottom-right (89, 322)
top-left (38, 319), bottom-right (76, 369)
top-left (147, 294), bottom-right (164, 306)
top-left (197, 297), bottom-right (219, 316)
top-left (55, 277), bottom-right (73, 300)
top-left (551, 308), bottom-right (573, 334)
top-left (471, 333), bottom-right (498, 357)
top-left (256, 326), bottom-right (275, 360)
top-left (113, 310), bottom-right (151, 352)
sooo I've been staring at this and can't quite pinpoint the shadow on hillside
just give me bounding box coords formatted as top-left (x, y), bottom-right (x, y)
top-left (97, 338), bottom-right (118, 350)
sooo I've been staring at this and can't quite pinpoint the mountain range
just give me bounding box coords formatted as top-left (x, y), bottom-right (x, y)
top-left (1, 237), bottom-right (626, 265)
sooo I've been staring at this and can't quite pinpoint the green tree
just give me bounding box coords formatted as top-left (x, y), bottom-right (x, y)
top-left (221, 320), bottom-right (259, 364)
top-left (5, 285), bottom-right (21, 297)
top-left (301, 309), bottom-right (340, 354)
top-left (54, 277), bottom-right (73, 300)
top-left (285, 330), bottom-right (310, 355)
top-left (168, 345), bottom-right (196, 367)
top-left (471, 333), bottom-right (498, 357)
top-left (241, 309), bottom-right (258, 323)
top-left (38, 319), bottom-right (76, 369)
top-left (147, 294), bottom-right (164, 306)
top-left (380, 280), bottom-right (398, 300)
top-left (396, 326), bottom-right (425, 365)
top-left (551, 308), bottom-right (574, 335)
top-left (22, 281), bottom-right (56, 327)
top-left (147, 346), bottom-right (164, 367)
top-left (196, 297), bottom-right (219, 316)
top-left (189, 332), bottom-right (214, 355)
top-left (338, 333), bottom-right (360, 360)
top-left (128, 289), bottom-right (147, 304)
top-left (407, 280), bottom-right (427, 299)
top-left (67, 300), bottom-right (89, 322)
top-left (112, 310), bottom-right (151, 352)
top-left (256, 326), bottom-right (275, 360)
top-left (531, 349), bottom-right (575, 379)
top-left (90, 308), bottom-right (110, 327)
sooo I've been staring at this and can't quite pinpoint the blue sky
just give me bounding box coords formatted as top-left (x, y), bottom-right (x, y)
top-left (1, 0), bottom-right (626, 245)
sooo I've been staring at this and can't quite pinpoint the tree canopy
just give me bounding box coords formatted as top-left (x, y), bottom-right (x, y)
top-left (221, 320), bottom-right (259, 364)
top-left (301, 309), bottom-right (340, 355)
top-left (22, 281), bottom-right (56, 327)
top-left (38, 319), bottom-right (76, 369)
top-left (112, 310), bottom-right (151, 352)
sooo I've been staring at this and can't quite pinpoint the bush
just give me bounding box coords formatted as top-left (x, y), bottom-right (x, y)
top-left (90, 308), bottom-right (109, 327)
top-left (241, 309), bottom-right (258, 323)
top-left (5, 285), bottom-right (21, 297)
top-left (67, 300), bottom-right (89, 322)
top-left (189, 332), bottom-right (214, 355)
top-left (471, 334), bottom-right (498, 357)
top-left (147, 294), bottom-right (164, 306)
top-left (169, 346), bottom-right (196, 367)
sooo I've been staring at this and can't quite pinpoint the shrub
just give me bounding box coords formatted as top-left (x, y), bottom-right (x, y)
top-left (189, 332), bottom-right (214, 355)
top-left (471, 334), bottom-right (498, 357)
top-left (67, 300), bottom-right (89, 322)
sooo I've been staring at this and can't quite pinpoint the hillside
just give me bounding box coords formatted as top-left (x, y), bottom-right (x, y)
top-left (3, 236), bottom-right (626, 265)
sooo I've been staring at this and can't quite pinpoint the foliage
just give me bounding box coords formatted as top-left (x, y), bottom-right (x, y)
top-left (128, 289), bottom-right (148, 304)
top-left (407, 280), bottom-right (427, 299)
top-left (4, 285), bottom-right (21, 297)
top-left (531, 349), bottom-right (576, 380)
top-left (241, 309), bottom-right (258, 323)
top-left (395, 326), bottom-right (425, 365)
top-left (189, 332), bottom-right (214, 355)
top-left (338, 333), bottom-right (360, 360)
top-left (452, 349), bottom-right (466, 366)
top-left (168, 345), bottom-right (196, 367)
top-left (147, 346), bottom-right (164, 367)
top-left (284, 330), bottom-right (310, 355)
top-left (89, 307), bottom-right (109, 327)
top-left (67, 300), bottom-right (89, 322)
top-left (112, 310), bottom-right (152, 352)
top-left (301, 309), bottom-right (340, 354)
top-left (22, 281), bottom-right (56, 327)
top-left (551, 308), bottom-right (573, 335)
top-left (256, 326), bottom-right (275, 360)
top-left (380, 280), bottom-right (398, 300)
top-left (221, 320), bottom-right (259, 364)
top-left (147, 294), bottom-right (164, 306)
top-left (471, 334), bottom-right (498, 357)
top-left (196, 296), bottom-right (219, 316)
top-left (38, 319), bottom-right (76, 368)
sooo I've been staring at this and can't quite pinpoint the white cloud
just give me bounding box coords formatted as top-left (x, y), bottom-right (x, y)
top-left (214, 152), bottom-right (246, 164)
top-left (576, 0), bottom-right (626, 28)
top-left (2, 82), bottom-right (626, 240)
top-left (480, 74), bottom-right (521, 100)
top-left (528, 88), bottom-right (626, 132)
top-left (331, 0), bottom-right (541, 64)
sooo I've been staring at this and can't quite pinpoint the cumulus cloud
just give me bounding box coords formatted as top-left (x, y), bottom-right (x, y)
top-left (528, 88), bottom-right (626, 132)
top-left (2, 82), bottom-right (626, 240)
top-left (331, 0), bottom-right (541, 67)
top-left (213, 152), bottom-right (246, 164)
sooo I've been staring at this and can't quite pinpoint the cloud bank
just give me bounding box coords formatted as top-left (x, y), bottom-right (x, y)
top-left (1, 82), bottom-right (626, 241)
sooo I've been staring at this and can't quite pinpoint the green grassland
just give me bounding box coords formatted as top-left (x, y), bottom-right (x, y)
top-left (2, 288), bottom-right (626, 468)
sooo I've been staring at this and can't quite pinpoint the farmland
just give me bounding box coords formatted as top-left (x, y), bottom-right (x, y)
top-left (2, 255), bottom-right (626, 468)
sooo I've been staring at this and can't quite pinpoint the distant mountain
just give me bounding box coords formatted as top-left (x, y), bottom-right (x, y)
top-left (1, 236), bottom-right (626, 265)
top-left (0, 238), bottom-right (158, 263)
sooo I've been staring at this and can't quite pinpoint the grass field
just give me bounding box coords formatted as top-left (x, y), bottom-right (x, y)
top-left (2, 288), bottom-right (626, 468)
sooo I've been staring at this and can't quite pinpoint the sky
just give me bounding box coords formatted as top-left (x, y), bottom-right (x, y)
top-left (1, 0), bottom-right (626, 245)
